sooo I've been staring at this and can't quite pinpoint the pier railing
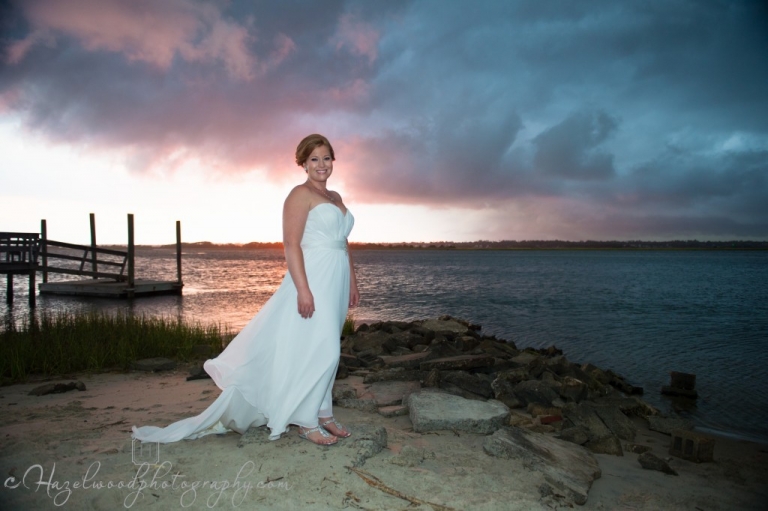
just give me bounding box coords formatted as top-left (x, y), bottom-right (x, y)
top-left (1, 232), bottom-right (41, 306)
top-left (42, 240), bottom-right (128, 282)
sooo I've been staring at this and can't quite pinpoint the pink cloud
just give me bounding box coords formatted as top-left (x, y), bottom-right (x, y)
top-left (331, 14), bottom-right (380, 64)
top-left (8, 0), bottom-right (257, 80)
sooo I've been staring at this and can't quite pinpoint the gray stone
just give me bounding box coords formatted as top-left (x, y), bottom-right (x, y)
top-left (563, 403), bottom-right (623, 456)
top-left (436, 381), bottom-right (488, 401)
top-left (593, 405), bottom-right (637, 441)
top-left (350, 331), bottom-right (390, 355)
top-left (186, 365), bottom-right (212, 381)
top-left (28, 381), bottom-right (86, 396)
top-left (332, 385), bottom-right (356, 402)
top-left (513, 380), bottom-right (560, 407)
top-left (363, 368), bottom-right (426, 384)
top-left (131, 357), bottom-right (176, 372)
top-left (625, 443), bottom-right (652, 454)
top-left (559, 376), bottom-right (589, 403)
top-left (408, 391), bottom-right (509, 434)
top-left (336, 399), bottom-right (378, 413)
top-left (483, 427), bottom-right (602, 506)
top-left (378, 405), bottom-right (409, 418)
top-left (367, 380), bottom-right (421, 406)
top-left (491, 377), bottom-right (523, 408)
top-left (557, 426), bottom-right (589, 446)
top-left (441, 371), bottom-right (494, 398)
top-left (638, 452), bottom-right (678, 475)
top-left (419, 318), bottom-right (470, 334)
top-left (420, 354), bottom-right (495, 372)
top-left (588, 435), bottom-right (624, 456)
top-left (380, 351), bottom-right (433, 370)
top-left (647, 416), bottom-right (694, 435)
top-left (345, 424), bottom-right (388, 467)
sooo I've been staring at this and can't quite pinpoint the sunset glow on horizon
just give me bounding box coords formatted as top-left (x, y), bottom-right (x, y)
top-left (1, 1), bottom-right (766, 244)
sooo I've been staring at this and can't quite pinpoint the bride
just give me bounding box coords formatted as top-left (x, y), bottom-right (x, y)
top-left (132, 134), bottom-right (359, 446)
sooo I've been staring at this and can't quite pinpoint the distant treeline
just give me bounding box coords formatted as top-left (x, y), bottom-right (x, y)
top-left (129, 240), bottom-right (768, 251)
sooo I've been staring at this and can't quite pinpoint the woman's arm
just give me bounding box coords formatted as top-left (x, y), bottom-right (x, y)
top-left (283, 187), bottom-right (314, 318)
top-left (348, 242), bottom-right (360, 308)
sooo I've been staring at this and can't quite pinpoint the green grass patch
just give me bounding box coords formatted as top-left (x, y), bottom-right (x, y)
top-left (0, 311), bottom-right (230, 384)
top-left (342, 314), bottom-right (356, 336)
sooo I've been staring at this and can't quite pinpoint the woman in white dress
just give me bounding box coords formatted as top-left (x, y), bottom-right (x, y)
top-left (132, 134), bottom-right (359, 446)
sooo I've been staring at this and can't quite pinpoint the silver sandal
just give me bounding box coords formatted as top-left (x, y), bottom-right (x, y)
top-left (319, 417), bottom-right (352, 438)
top-left (298, 425), bottom-right (338, 446)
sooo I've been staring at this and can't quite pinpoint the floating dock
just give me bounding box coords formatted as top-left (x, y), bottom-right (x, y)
top-left (38, 278), bottom-right (182, 298)
top-left (2, 213), bottom-right (183, 306)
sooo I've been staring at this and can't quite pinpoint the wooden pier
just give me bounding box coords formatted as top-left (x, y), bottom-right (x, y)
top-left (1, 214), bottom-right (183, 306)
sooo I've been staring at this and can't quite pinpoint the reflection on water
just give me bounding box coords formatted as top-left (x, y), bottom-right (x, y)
top-left (2, 248), bottom-right (767, 443)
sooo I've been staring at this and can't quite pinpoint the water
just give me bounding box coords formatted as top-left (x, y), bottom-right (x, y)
top-left (2, 248), bottom-right (767, 443)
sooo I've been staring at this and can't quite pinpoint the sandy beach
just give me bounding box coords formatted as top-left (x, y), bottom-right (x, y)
top-left (1, 364), bottom-right (766, 511)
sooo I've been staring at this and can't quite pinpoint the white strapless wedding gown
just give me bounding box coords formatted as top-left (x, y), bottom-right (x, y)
top-left (132, 203), bottom-right (354, 442)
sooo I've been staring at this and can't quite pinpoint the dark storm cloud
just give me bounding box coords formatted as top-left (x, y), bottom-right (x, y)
top-left (1, 0), bottom-right (767, 239)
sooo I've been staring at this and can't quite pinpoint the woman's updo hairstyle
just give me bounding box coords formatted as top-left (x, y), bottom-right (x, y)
top-left (295, 134), bottom-right (335, 167)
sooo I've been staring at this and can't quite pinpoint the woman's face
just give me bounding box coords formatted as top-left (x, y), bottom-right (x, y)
top-left (305, 145), bottom-right (333, 183)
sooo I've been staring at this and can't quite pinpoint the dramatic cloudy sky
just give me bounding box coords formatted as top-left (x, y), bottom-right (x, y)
top-left (1, 0), bottom-right (767, 243)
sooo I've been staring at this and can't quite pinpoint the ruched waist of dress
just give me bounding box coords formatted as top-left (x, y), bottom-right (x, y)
top-left (301, 239), bottom-right (347, 251)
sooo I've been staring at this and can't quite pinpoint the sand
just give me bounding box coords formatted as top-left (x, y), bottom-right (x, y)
top-left (1, 365), bottom-right (766, 510)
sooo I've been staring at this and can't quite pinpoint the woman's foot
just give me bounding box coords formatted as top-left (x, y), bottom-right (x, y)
top-left (319, 417), bottom-right (352, 438)
top-left (298, 425), bottom-right (338, 446)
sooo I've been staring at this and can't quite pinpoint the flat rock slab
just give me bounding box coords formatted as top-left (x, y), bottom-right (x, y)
top-left (131, 357), bottom-right (176, 372)
top-left (483, 426), bottom-right (602, 506)
top-left (344, 424), bottom-right (388, 467)
top-left (367, 380), bottom-right (422, 406)
top-left (647, 416), bottom-right (694, 435)
top-left (420, 354), bottom-right (495, 371)
top-left (378, 405), bottom-right (409, 418)
top-left (28, 381), bottom-right (86, 396)
top-left (419, 318), bottom-right (469, 334)
top-left (408, 391), bottom-right (509, 434)
top-left (380, 351), bottom-right (432, 369)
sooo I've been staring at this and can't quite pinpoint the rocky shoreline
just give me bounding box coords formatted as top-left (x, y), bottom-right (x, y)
top-left (2, 316), bottom-right (766, 510)
top-left (330, 315), bottom-right (725, 506)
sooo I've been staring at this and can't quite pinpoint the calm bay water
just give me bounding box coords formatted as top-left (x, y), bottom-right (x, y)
top-left (2, 248), bottom-right (767, 443)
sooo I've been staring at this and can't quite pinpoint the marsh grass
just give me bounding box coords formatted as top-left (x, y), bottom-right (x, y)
top-left (342, 314), bottom-right (355, 336)
top-left (0, 311), bottom-right (229, 384)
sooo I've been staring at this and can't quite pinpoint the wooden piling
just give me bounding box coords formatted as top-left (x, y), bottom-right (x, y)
top-left (90, 213), bottom-right (98, 275)
top-left (176, 220), bottom-right (182, 284)
top-left (41, 219), bottom-right (48, 284)
top-left (5, 274), bottom-right (11, 305)
top-left (127, 214), bottom-right (135, 298)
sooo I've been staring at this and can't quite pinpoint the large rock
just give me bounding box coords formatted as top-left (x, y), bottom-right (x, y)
top-left (367, 380), bottom-right (421, 406)
top-left (28, 381), bottom-right (86, 396)
top-left (483, 427), bottom-right (602, 506)
top-left (647, 416), bottom-right (694, 435)
top-left (562, 403), bottom-right (623, 456)
top-left (638, 452), bottom-right (678, 475)
top-left (346, 424), bottom-right (388, 467)
top-left (131, 358), bottom-right (176, 372)
top-left (491, 377), bottom-right (523, 408)
top-left (441, 371), bottom-right (494, 398)
top-left (419, 318), bottom-right (470, 334)
top-left (349, 331), bottom-right (390, 355)
top-left (363, 368), bottom-right (426, 384)
top-left (420, 354), bottom-right (495, 372)
top-left (408, 391), bottom-right (509, 434)
top-left (513, 380), bottom-right (560, 407)
top-left (380, 351), bottom-right (433, 370)
top-left (593, 405), bottom-right (637, 441)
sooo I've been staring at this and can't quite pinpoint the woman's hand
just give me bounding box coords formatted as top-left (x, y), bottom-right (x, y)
top-left (349, 282), bottom-right (360, 308)
top-left (297, 288), bottom-right (315, 318)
